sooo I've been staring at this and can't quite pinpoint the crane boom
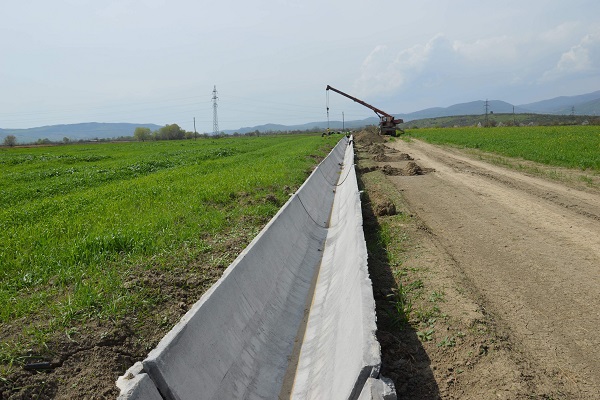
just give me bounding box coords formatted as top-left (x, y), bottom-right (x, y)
top-left (326, 85), bottom-right (393, 119)
top-left (326, 85), bottom-right (404, 136)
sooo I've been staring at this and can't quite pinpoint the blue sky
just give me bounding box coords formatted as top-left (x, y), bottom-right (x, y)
top-left (1, 0), bottom-right (599, 132)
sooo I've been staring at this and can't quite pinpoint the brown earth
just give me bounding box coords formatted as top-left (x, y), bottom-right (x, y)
top-left (356, 132), bottom-right (600, 399)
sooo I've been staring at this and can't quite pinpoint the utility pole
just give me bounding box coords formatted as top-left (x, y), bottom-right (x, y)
top-left (484, 99), bottom-right (490, 127)
top-left (342, 112), bottom-right (345, 132)
top-left (513, 105), bottom-right (516, 126)
top-left (212, 85), bottom-right (219, 136)
top-left (194, 117), bottom-right (197, 140)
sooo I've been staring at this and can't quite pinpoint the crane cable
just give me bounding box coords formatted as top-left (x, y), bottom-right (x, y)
top-left (326, 89), bottom-right (330, 134)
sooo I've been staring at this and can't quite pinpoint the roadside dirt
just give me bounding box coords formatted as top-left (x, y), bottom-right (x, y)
top-left (356, 132), bottom-right (600, 399)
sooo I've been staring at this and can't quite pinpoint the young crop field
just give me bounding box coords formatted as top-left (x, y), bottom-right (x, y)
top-left (0, 134), bottom-right (339, 398)
top-left (406, 125), bottom-right (600, 171)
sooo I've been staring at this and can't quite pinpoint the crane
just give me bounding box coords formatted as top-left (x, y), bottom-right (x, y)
top-left (326, 85), bottom-right (404, 136)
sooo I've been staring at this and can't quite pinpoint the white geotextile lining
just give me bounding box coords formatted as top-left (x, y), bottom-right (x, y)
top-left (290, 140), bottom-right (381, 399)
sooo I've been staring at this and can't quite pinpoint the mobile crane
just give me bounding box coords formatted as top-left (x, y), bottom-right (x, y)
top-left (326, 85), bottom-right (404, 136)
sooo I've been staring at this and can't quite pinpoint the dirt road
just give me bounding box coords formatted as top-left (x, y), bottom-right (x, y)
top-left (379, 138), bottom-right (600, 398)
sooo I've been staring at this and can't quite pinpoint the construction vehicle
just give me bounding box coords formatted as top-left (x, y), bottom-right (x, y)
top-left (326, 85), bottom-right (404, 136)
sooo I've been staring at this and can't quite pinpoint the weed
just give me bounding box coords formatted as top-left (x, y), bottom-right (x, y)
top-left (376, 222), bottom-right (392, 248)
top-left (417, 328), bottom-right (435, 342)
top-left (388, 253), bottom-right (404, 268)
top-left (438, 336), bottom-right (456, 348)
top-left (406, 279), bottom-right (424, 292)
top-left (413, 307), bottom-right (439, 323)
top-left (392, 266), bottom-right (418, 279)
top-left (579, 175), bottom-right (594, 185)
top-left (429, 290), bottom-right (445, 303)
top-left (387, 285), bottom-right (413, 327)
top-left (0, 340), bottom-right (27, 370)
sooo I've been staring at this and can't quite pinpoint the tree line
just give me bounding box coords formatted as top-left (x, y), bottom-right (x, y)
top-left (134, 125), bottom-right (324, 141)
top-left (1, 124), bottom-right (333, 147)
top-left (134, 124), bottom-right (190, 141)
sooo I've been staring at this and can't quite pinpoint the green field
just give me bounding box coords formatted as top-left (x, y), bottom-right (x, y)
top-left (0, 135), bottom-right (338, 362)
top-left (406, 125), bottom-right (600, 171)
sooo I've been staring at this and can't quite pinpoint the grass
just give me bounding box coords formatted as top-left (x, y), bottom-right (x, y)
top-left (407, 126), bottom-right (600, 171)
top-left (0, 134), bottom-right (339, 363)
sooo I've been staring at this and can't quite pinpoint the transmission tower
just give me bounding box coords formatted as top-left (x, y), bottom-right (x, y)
top-left (212, 85), bottom-right (219, 136)
top-left (484, 99), bottom-right (490, 127)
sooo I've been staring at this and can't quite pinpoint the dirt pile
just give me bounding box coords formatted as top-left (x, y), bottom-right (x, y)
top-left (359, 137), bottom-right (415, 164)
top-left (368, 144), bottom-right (387, 162)
top-left (390, 153), bottom-right (413, 161)
top-left (380, 162), bottom-right (427, 176)
top-left (367, 143), bottom-right (387, 154)
top-left (364, 143), bottom-right (413, 163)
top-left (404, 161), bottom-right (424, 176)
top-left (380, 164), bottom-right (404, 176)
top-left (374, 200), bottom-right (397, 216)
top-left (354, 129), bottom-right (385, 145)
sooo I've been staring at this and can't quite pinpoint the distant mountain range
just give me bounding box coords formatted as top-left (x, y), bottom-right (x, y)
top-left (2, 91), bottom-right (599, 143)
top-left (0, 123), bottom-right (162, 144)
top-left (518, 90), bottom-right (600, 114)
top-left (398, 100), bottom-right (531, 120)
top-left (228, 90), bottom-right (600, 134)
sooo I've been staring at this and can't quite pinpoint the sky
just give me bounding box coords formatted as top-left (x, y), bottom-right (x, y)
top-left (1, 0), bottom-right (599, 133)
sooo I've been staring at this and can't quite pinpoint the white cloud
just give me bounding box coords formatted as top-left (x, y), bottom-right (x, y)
top-left (354, 34), bottom-right (455, 97)
top-left (540, 21), bottom-right (581, 44)
top-left (453, 35), bottom-right (519, 64)
top-left (353, 24), bottom-right (600, 111)
top-left (353, 44), bottom-right (397, 97)
top-left (541, 30), bottom-right (600, 82)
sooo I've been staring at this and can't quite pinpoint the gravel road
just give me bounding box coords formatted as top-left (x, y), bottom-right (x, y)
top-left (385, 138), bottom-right (600, 398)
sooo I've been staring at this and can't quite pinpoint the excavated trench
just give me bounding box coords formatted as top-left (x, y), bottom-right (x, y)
top-left (116, 138), bottom-right (394, 400)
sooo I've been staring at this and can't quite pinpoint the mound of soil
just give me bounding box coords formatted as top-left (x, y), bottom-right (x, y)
top-left (384, 153), bottom-right (414, 162)
top-left (354, 130), bottom-right (385, 145)
top-left (374, 200), bottom-right (397, 216)
top-left (368, 143), bottom-right (387, 154)
top-left (380, 164), bottom-right (404, 176)
top-left (373, 153), bottom-right (388, 162)
top-left (363, 142), bottom-right (413, 164)
top-left (380, 162), bottom-right (427, 176)
top-left (396, 153), bottom-right (413, 160)
top-left (358, 165), bottom-right (378, 174)
top-left (404, 161), bottom-right (423, 176)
